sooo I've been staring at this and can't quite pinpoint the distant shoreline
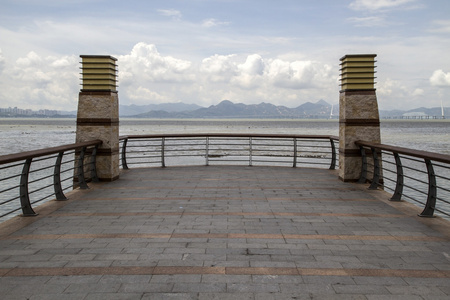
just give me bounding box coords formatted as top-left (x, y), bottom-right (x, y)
top-left (0, 117), bottom-right (449, 123)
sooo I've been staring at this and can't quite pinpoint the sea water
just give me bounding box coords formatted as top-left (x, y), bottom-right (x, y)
top-left (0, 118), bottom-right (449, 219)
top-left (1, 118), bottom-right (448, 154)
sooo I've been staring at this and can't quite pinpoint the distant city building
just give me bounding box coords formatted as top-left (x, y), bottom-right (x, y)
top-left (0, 107), bottom-right (60, 117)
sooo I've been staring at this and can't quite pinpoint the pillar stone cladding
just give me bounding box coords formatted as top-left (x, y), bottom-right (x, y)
top-left (338, 54), bottom-right (381, 182)
top-left (76, 55), bottom-right (119, 181)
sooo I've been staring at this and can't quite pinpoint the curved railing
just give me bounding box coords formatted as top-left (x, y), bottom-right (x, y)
top-left (120, 134), bottom-right (339, 170)
top-left (0, 140), bottom-right (102, 220)
top-left (356, 140), bottom-right (450, 218)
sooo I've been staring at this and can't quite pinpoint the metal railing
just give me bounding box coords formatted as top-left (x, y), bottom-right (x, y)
top-left (0, 140), bottom-right (102, 220)
top-left (119, 134), bottom-right (338, 170)
top-left (356, 140), bottom-right (450, 218)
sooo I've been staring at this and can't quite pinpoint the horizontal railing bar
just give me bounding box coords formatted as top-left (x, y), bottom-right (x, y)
top-left (122, 133), bottom-right (339, 140)
top-left (356, 140), bottom-right (450, 164)
top-left (165, 154), bottom-right (205, 158)
top-left (61, 176), bottom-right (74, 183)
top-left (0, 140), bottom-right (102, 165)
top-left (403, 184), bottom-right (428, 195)
top-left (382, 176), bottom-right (397, 183)
top-left (209, 160), bottom-right (251, 163)
top-left (0, 174), bottom-right (23, 182)
top-left (437, 196), bottom-right (450, 204)
top-left (28, 174), bottom-right (54, 185)
top-left (381, 159), bottom-right (396, 166)
top-left (28, 164), bottom-right (55, 174)
top-left (30, 194), bottom-right (54, 205)
top-left (435, 174), bottom-right (450, 180)
top-left (28, 183), bottom-right (54, 195)
top-left (438, 186), bottom-right (450, 193)
top-left (402, 166), bottom-right (427, 174)
top-left (0, 207), bottom-right (22, 219)
top-left (400, 156), bottom-right (427, 164)
top-left (402, 174), bottom-right (428, 184)
top-left (402, 193), bottom-right (424, 204)
top-left (434, 208), bottom-right (450, 217)
top-left (0, 184), bottom-right (21, 194)
top-left (32, 155), bottom-right (59, 163)
top-left (0, 197), bottom-right (18, 206)
top-left (60, 168), bottom-right (76, 175)
top-left (381, 168), bottom-right (397, 175)
top-left (0, 162), bottom-right (24, 170)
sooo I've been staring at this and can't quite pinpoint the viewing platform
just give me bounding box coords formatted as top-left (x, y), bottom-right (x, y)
top-left (1, 165), bottom-right (449, 299)
top-left (1, 53), bottom-right (449, 299)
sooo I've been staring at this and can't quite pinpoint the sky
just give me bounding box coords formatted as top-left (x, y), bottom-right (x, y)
top-left (0, 0), bottom-right (449, 111)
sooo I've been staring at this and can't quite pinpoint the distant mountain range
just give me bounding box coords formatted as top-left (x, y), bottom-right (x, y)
top-left (119, 102), bottom-right (202, 116)
top-left (120, 100), bottom-right (449, 119)
top-left (3, 101), bottom-right (447, 119)
top-left (124, 100), bottom-right (336, 119)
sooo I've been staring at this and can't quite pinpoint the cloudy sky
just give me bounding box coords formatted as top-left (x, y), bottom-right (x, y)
top-left (0, 0), bottom-right (449, 111)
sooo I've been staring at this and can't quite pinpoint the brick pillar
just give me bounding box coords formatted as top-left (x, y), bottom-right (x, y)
top-left (76, 55), bottom-right (119, 181)
top-left (339, 54), bottom-right (381, 182)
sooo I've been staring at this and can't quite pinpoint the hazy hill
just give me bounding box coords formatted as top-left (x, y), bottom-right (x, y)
top-left (131, 100), bottom-right (335, 118)
top-left (119, 102), bottom-right (202, 116)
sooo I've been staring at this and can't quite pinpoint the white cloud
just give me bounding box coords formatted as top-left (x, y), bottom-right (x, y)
top-left (232, 54), bottom-right (265, 89)
top-left (349, 0), bottom-right (417, 11)
top-left (266, 59), bottom-right (334, 90)
top-left (117, 43), bottom-right (195, 104)
top-left (202, 18), bottom-right (230, 28)
top-left (412, 88), bottom-right (424, 96)
top-left (198, 52), bottom-right (335, 92)
top-left (157, 9), bottom-right (182, 20)
top-left (200, 54), bottom-right (237, 82)
top-left (127, 86), bottom-right (167, 103)
top-left (430, 69), bottom-right (450, 87)
top-left (0, 48), bottom-right (5, 73)
top-left (347, 16), bottom-right (388, 27)
top-left (118, 42), bottom-right (194, 84)
top-left (0, 51), bottom-right (78, 110)
top-left (429, 20), bottom-right (450, 34)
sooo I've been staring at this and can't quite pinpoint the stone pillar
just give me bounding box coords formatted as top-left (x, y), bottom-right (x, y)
top-left (76, 55), bottom-right (119, 181)
top-left (339, 54), bottom-right (381, 182)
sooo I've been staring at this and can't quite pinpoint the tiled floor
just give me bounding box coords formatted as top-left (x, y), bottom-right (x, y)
top-left (0, 166), bottom-right (449, 299)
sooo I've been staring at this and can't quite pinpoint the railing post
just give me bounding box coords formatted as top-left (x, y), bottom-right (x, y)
top-left (91, 144), bottom-right (99, 182)
top-left (121, 138), bottom-right (129, 170)
top-left (161, 137), bottom-right (166, 168)
top-left (205, 137), bottom-right (209, 166)
top-left (368, 147), bottom-right (380, 190)
top-left (329, 138), bottom-right (336, 170)
top-left (53, 152), bottom-right (68, 200)
top-left (358, 146), bottom-right (368, 184)
top-left (249, 137), bottom-right (253, 166)
top-left (20, 158), bottom-right (38, 216)
top-left (419, 159), bottom-right (437, 217)
top-left (390, 152), bottom-right (403, 201)
top-left (77, 146), bottom-right (89, 189)
top-left (293, 138), bottom-right (297, 168)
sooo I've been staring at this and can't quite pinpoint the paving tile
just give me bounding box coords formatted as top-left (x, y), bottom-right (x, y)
top-left (0, 166), bottom-right (449, 299)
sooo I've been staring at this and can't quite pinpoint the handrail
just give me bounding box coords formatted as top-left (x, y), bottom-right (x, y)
top-left (121, 133), bottom-right (339, 140)
top-left (0, 140), bottom-right (102, 220)
top-left (0, 140), bottom-right (102, 164)
top-left (355, 140), bottom-right (450, 218)
top-left (119, 134), bottom-right (339, 170)
top-left (356, 141), bottom-right (450, 164)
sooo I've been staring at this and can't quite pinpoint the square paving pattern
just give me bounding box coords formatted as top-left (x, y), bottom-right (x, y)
top-left (1, 166), bottom-right (449, 299)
